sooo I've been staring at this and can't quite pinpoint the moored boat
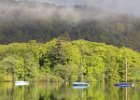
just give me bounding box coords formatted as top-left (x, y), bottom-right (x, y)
top-left (114, 82), bottom-right (134, 87)
top-left (114, 59), bottom-right (134, 87)
top-left (15, 81), bottom-right (29, 86)
top-left (72, 82), bottom-right (89, 89)
top-left (73, 82), bottom-right (88, 86)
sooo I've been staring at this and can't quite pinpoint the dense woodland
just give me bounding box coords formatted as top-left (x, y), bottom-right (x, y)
top-left (0, 35), bottom-right (140, 83)
top-left (0, 1), bottom-right (140, 51)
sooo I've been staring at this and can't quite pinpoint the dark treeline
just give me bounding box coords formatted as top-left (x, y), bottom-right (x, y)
top-left (0, 38), bottom-right (140, 83)
top-left (0, 2), bottom-right (140, 51)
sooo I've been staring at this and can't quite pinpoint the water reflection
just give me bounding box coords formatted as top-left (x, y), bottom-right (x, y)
top-left (126, 87), bottom-right (127, 100)
top-left (0, 82), bottom-right (140, 100)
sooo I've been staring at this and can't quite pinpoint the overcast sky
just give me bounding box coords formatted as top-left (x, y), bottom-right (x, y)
top-left (45, 0), bottom-right (140, 15)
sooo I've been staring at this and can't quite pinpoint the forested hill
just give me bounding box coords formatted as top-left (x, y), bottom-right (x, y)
top-left (0, 1), bottom-right (140, 51)
top-left (0, 39), bottom-right (140, 82)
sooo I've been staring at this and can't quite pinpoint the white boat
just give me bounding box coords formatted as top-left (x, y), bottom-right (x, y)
top-left (15, 81), bottom-right (29, 86)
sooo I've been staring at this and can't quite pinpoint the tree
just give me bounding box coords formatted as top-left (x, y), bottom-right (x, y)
top-left (53, 64), bottom-right (73, 82)
top-left (49, 37), bottom-right (70, 68)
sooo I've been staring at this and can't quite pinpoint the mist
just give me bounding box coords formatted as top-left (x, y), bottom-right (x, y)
top-left (0, 0), bottom-right (140, 50)
top-left (0, 1), bottom-right (112, 24)
top-left (47, 0), bottom-right (140, 16)
top-left (0, 0), bottom-right (140, 23)
top-left (0, 0), bottom-right (139, 25)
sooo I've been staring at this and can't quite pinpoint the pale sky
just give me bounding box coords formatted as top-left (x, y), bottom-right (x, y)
top-left (45, 0), bottom-right (140, 15)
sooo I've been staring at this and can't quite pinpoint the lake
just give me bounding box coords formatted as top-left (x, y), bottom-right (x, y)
top-left (0, 82), bottom-right (139, 100)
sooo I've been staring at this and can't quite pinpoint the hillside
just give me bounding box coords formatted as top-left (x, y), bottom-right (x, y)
top-left (0, 1), bottom-right (140, 51)
top-left (0, 39), bottom-right (140, 82)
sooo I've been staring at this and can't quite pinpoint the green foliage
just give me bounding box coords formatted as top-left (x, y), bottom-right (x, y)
top-left (0, 39), bottom-right (140, 83)
top-left (49, 37), bottom-right (70, 67)
top-left (53, 64), bottom-right (73, 82)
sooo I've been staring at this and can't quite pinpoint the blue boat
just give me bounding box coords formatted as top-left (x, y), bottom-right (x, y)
top-left (114, 82), bottom-right (134, 87)
top-left (114, 59), bottom-right (134, 87)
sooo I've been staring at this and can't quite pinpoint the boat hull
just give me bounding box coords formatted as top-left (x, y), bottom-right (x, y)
top-left (73, 82), bottom-right (88, 86)
top-left (72, 82), bottom-right (89, 89)
top-left (114, 83), bottom-right (134, 87)
top-left (15, 81), bottom-right (29, 86)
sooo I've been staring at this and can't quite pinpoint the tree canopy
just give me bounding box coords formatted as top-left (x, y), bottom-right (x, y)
top-left (0, 39), bottom-right (140, 83)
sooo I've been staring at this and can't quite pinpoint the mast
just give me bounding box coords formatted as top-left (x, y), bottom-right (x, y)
top-left (80, 44), bottom-right (85, 82)
top-left (80, 56), bottom-right (83, 82)
top-left (125, 59), bottom-right (127, 83)
top-left (81, 64), bottom-right (83, 82)
top-left (12, 65), bottom-right (15, 82)
top-left (125, 59), bottom-right (128, 100)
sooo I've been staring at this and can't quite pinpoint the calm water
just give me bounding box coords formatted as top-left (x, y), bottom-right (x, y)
top-left (0, 82), bottom-right (139, 100)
